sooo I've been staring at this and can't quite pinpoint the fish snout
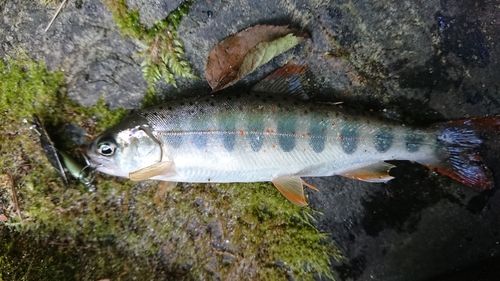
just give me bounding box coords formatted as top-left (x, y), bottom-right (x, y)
top-left (85, 141), bottom-right (102, 168)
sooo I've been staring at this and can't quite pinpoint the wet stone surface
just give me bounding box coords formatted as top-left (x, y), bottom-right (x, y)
top-left (2, 0), bottom-right (500, 280)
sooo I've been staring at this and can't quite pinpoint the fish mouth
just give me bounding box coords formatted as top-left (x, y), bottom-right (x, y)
top-left (88, 158), bottom-right (103, 169)
top-left (84, 142), bottom-right (102, 168)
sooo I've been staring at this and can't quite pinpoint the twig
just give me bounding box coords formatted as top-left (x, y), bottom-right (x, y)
top-left (6, 168), bottom-right (23, 222)
top-left (44, 0), bottom-right (68, 33)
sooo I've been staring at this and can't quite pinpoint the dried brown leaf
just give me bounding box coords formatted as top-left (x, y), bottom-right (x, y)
top-left (206, 25), bottom-right (307, 92)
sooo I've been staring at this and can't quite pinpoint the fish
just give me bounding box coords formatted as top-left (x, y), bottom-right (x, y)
top-left (86, 65), bottom-right (500, 206)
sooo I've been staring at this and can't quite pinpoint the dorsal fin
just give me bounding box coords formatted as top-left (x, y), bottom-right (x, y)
top-left (251, 62), bottom-right (312, 100)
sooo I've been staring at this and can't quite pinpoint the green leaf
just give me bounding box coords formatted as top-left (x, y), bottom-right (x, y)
top-left (237, 33), bottom-right (305, 81)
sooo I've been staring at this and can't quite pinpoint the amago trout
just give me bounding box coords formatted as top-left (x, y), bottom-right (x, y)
top-left (86, 66), bottom-right (500, 206)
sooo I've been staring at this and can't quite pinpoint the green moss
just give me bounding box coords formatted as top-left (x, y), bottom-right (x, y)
top-left (0, 54), bottom-right (143, 280)
top-left (125, 181), bottom-right (342, 280)
top-left (0, 52), bottom-right (64, 118)
top-left (102, 0), bottom-right (197, 91)
top-left (0, 54), bottom-right (341, 280)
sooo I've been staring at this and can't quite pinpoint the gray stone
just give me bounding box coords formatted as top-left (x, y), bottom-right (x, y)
top-left (2, 0), bottom-right (500, 280)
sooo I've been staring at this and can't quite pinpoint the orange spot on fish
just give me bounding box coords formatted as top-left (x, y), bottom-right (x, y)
top-left (291, 131), bottom-right (296, 135)
top-left (321, 128), bottom-right (325, 132)
top-left (263, 149), bottom-right (267, 153)
top-left (213, 113), bottom-right (217, 117)
top-left (239, 130), bottom-right (244, 136)
top-left (272, 144), bottom-right (277, 149)
top-left (306, 132), bottom-right (311, 136)
top-left (303, 148), bottom-right (306, 152)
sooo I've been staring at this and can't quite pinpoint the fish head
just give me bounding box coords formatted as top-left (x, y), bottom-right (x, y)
top-left (86, 116), bottom-right (164, 179)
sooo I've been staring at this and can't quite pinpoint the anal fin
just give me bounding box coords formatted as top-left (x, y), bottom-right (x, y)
top-left (272, 175), bottom-right (318, 206)
top-left (129, 161), bottom-right (174, 181)
top-left (339, 162), bottom-right (395, 183)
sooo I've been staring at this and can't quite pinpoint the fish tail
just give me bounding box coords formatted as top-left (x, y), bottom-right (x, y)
top-left (427, 115), bottom-right (500, 189)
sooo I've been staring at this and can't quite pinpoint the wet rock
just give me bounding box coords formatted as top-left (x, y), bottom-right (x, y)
top-left (127, 0), bottom-right (184, 28)
top-left (2, 0), bottom-right (500, 280)
top-left (0, 0), bottom-right (146, 109)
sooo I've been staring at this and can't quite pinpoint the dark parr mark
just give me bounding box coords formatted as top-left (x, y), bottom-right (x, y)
top-left (247, 117), bottom-right (265, 152)
top-left (222, 133), bottom-right (236, 151)
top-left (166, 133), bottom-right (183, 148)
top-left (192, 133), bottom-right (207, 150)
top-left (374, 129), bottom-right (394, 153)
top-left (220, 117), bottom-right (236, 152)
top-left (278, 117), bottom-right (297, 152)
top-left (340, 124), bottom-right (359, 154)
top-left (191, 120), bottom-right (208, 150)
top-left (405, 134), bottom-right (424, 152)
top-left (310, 120), bottom-right (327, 153)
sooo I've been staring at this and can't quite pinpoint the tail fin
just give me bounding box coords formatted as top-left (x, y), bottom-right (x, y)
top-left (431, 116), bottom-right (500, 189)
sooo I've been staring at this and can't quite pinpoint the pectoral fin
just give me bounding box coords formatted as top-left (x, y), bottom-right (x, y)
top-left (272, 175), bottom-right (315, 207)
top-left (129, 160), bottom-right (174, 181)
top-left (339, 162), bottom-right (395, 183)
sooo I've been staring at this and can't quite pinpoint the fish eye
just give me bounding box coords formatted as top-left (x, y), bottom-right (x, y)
top-left (97, 141), bottom-right (116, 156)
